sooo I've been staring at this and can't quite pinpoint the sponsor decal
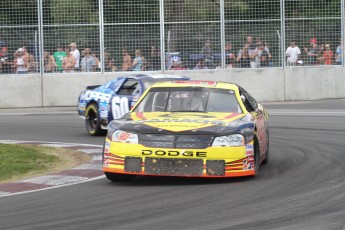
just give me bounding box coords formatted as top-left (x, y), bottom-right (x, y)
top-left (173, 80), bottom-right (217, 86)
top-left (78, 102), bottom-right (86, 111)
top-left (142, 150), bottom-right (207, 157)
top-left (133, 118), bottom-right (236, 127)
top-left (245, 144), bottom-right (253, 149)
top-left (104, 142), bottom-right (110, 154)
top-left (100, 110), bottom-right (108, 118)
top-left (79, 91), bottom-right (112, 103)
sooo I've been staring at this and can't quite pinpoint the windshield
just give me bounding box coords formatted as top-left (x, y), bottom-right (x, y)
top-left (133, 87), bottom-right (242, 113)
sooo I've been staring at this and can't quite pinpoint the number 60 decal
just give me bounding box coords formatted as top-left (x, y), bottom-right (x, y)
top-left (112, 96), bottom-right (129, 119)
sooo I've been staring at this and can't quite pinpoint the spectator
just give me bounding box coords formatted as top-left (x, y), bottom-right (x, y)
top-left (104, 48), bottom-right (114, 72)
top-left (91, 52), bottom-right (100, 71)
top-left (201, 39), bottom-right (213, 66)
top-left (0, 35), bottom-right (7, 72)
top-left (304, 38), bottom-right (320, 65)
top-left (316, 44), bottom-right (325, 64)
top-left (14, 48), bottom-right (28, 74)
top-left (169, 57), bottom-right (186, 70)
top-left (43, 51), bottom-right (57, 73)
top-left (62, 49), bottom-right (76, 73)
top-left (321, 44), bottom-right (333, 65)
top-left (225, 42), bottom-right (235, 68)
top-left (255, 41), bottom-right (269, 68)
top-left (28, 54), bottom-right (37, 73)
top-left (335, 39), bottom-right (343, 65)
top-left (81, 48), bottom-right (96, 72)
top-left (69, 42), bottom-right (80, 71)
top-left (53, 44), bottom-right (66, 73)
top-left (131, 49), bottom-right (143, 71)
top-left (245, 36), bottom-right (257, 68)
top-left (122, 48), bottom-right (132, 71)
top-left (260, 50), bottom-right (270, 67)
top-left (193, 58), bottom-right (208, 70)
top-left (237, 44), bottom-right (251, 68)
top-left (0, 48), bottom-right (13, 74)
top-left (148, 46), bottom-right (161, 70)
top-left (285, 40), bottom-right (301, 66)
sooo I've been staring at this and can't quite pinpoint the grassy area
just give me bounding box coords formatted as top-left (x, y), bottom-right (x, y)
top-left (0, 143), bottom-right (91, 183)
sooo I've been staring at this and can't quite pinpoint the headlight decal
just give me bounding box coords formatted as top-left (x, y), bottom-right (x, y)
top-left (212, 134), bottom-right (244, 147)
top-left (111, 130), bottom-right (138, 144)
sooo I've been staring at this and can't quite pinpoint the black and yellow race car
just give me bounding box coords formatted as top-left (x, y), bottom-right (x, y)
top-left (103, 80), bottom-right (269, 182)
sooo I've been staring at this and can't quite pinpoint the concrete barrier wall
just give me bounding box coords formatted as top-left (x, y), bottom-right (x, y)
top-left (0, 67), bottom-right (344, 108)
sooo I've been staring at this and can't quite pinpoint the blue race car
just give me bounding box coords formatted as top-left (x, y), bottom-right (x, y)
top-left (78, 74), bottom-right (190, 135)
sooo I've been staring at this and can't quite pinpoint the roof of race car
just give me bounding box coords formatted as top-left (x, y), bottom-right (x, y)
top-left (149, 80), bottom-right (239, 90)
top-left (126, 74), bottom-right (189, 80)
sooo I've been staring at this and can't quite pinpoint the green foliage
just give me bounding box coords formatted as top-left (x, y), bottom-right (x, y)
top-left (0, 144), bottom-right (59, 182)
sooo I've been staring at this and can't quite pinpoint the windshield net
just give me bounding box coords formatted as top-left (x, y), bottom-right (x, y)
top-left (133, 87), bottom-right (242, 113)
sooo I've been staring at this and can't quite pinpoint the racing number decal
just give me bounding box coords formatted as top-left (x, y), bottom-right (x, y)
top-left (112, 96), bottom-right (129, 119)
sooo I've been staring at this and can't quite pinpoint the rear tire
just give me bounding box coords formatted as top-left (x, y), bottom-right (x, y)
top-left (105, 172), bottom-right (136, 182)
top-left (85, 103), bottom-right (106, 136)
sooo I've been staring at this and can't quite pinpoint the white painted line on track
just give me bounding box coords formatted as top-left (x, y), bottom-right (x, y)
top-left (22, 175), bottom-right (89, 186)
top-left (77, 148), bottom-right (102, 154)
top-left (0, 112), bottom-right (75, 116)
top-left (0, 176), bottom-right (105, 198)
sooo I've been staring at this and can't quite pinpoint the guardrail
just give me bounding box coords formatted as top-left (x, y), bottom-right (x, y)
top-left (0, 67), bottom-right (344, 108)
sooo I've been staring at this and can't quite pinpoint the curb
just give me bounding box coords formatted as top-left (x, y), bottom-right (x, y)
top-left (0, 140), bottom-right (104, 197)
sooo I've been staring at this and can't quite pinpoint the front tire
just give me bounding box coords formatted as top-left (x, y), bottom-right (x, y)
top-left (105, 172), bottom-right (136, 182)
top-left (85, 103), bottom-right (106, 136)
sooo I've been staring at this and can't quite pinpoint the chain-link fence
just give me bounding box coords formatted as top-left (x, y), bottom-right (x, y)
top-left (0, 0), bottom-right (343, 75)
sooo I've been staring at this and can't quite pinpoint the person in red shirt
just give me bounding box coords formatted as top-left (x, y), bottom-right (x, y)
top-left (322, 44), bottom-right (333, 65)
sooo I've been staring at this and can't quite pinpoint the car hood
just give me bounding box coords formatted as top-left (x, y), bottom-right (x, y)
top-left (109, 112), bottom-right (254, 135)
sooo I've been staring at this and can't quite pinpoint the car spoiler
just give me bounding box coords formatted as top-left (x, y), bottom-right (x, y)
top-left (86, 85), bottom-right (101, 90)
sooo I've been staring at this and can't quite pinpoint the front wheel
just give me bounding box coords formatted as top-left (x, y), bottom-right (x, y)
top-left (85, 103), bottom-right (106, 136)
top-left (105, 172), bottom-right (136, 182)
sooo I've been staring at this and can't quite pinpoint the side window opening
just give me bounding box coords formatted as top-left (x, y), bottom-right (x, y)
top-left (117, 79), bottom-right (139, 95)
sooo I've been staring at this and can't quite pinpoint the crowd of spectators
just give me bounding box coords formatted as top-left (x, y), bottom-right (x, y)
top-left (0, 35), bottom-right (343, 74)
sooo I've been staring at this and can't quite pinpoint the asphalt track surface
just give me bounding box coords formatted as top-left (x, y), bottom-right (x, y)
top-left (1, 99), bottom-right (345, 230)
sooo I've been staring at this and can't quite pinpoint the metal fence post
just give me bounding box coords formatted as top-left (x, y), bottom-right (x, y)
top-left (220, 0), bottom-right (225, 69)
top-left (280, 0), bottom-right (286, 69)
top-left (160, 0), bottom-right (166, 72)
top-left (99, 0), bottom-right (104, 74)
top-left (341, 0), bottom-right (344, 67)
top-left (37, 0), bottom-right (44, 76)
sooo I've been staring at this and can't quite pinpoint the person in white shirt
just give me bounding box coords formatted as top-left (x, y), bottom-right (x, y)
top-left (286, 41), bottom-right (301, 66)
top-left (69, 42), bottom-right (80, 71)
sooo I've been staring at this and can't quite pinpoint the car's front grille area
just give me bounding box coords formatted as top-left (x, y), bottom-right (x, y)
top-left (139, 134), bottom-right (213, 149)
top-left (145, 158), bottom-right (203, 176)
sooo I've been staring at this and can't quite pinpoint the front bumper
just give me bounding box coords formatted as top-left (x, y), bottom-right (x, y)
top-left (103, 138), bottom-right (256, 178)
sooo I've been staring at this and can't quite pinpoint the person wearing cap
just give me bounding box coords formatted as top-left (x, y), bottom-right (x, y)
top-left (53, 44), bottom-right (66, 73)
top-left (69, 42), bottom-right (80, 71)
top-left (169, 58), bottom-right (186, 70)
top-left (304, 38), bottom-right (320, 65)
top-left (285, 40), bottom-right (301, 66)
top-left (14, 48), bottom-right (29, 74)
